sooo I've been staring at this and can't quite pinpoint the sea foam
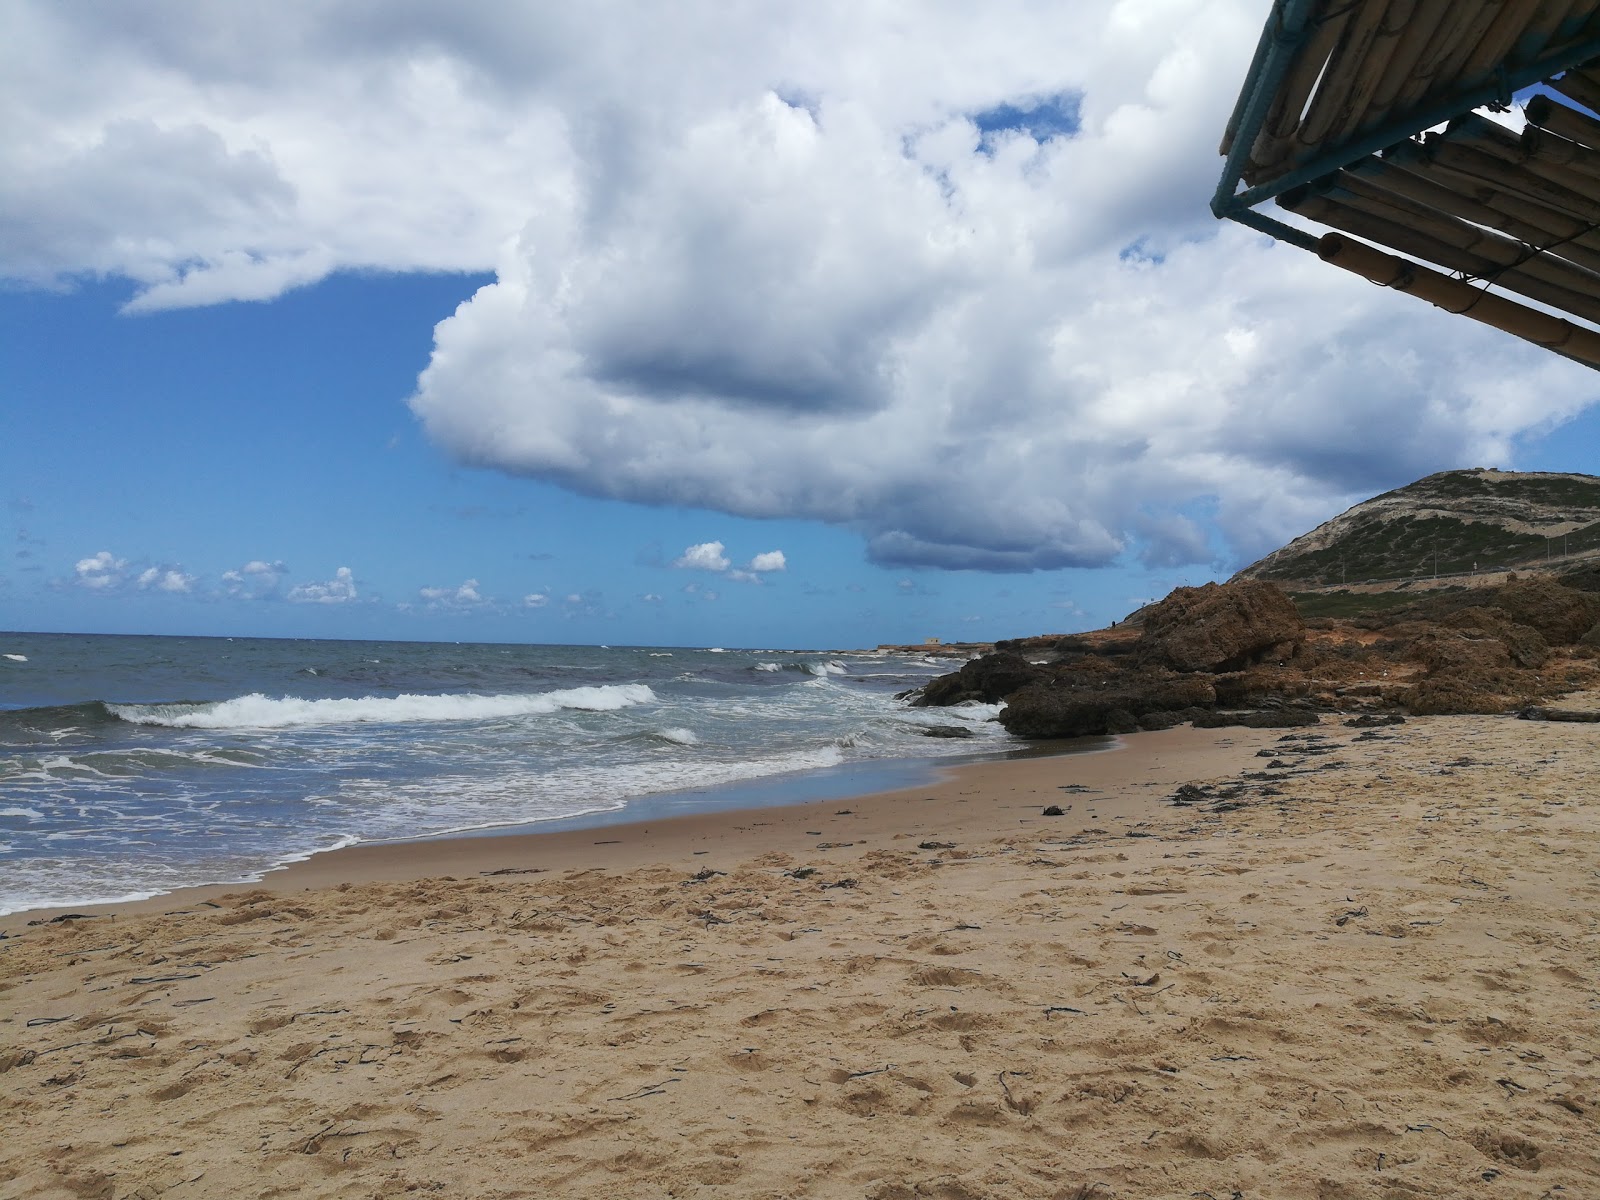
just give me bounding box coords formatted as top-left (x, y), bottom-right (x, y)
top-left (108, 684), bottom-right (657, 730)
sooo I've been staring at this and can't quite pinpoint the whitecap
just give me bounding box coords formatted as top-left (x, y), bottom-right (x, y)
top-left (107, 683), bottom-right (658, 731)
top-left (2, 654), bottom-right (26, 663)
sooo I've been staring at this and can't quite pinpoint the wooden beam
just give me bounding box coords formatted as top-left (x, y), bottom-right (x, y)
top-left (1317, 233), bottom-right (1600, 367)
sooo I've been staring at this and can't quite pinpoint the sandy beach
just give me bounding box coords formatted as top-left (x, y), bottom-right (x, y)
top-left (3, 715), bottom-right (1597, 1199)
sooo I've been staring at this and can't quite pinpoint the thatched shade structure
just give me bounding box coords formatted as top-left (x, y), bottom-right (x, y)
top-left (1215, 1), bottom-right (1600, 367)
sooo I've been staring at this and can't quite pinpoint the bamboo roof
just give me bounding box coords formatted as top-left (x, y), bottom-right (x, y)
top-left (1215, 0), bottom-right (1600, 368)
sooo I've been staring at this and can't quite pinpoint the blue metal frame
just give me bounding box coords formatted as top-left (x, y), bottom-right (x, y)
top-left (1213, 2), bottom-right (1600, 251)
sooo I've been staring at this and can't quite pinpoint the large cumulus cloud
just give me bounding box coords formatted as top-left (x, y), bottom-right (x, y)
top-left (8, 2), bottom-right (1596, 570)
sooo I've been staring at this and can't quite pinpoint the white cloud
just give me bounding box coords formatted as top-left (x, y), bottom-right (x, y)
top-left (523, 591), bottom-right (550, 608)
top-left (419, 578), bottom-right (484, 608)
top-left (287, 566), bottom-right (357, 604)
top-left (673, 541), bottom-right (730, 572)
top-left (221, 558), bottom-right (287, 598)
top-left (11, 4), bottom-right (1600, 571)
top-left (640, 592), bottom-right (662, 602)
top-left (136, 566), bottom-right (194, 593)
top-left (748, 550), bottom-right (786, 573)
top-left (74, 550), bottom-right (126, 590)
top-left (71, 550), bottom-right (192, 594)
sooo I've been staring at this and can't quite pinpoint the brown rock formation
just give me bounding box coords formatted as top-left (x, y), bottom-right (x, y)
top-left (1136, 581), bottom-right (1305, 673)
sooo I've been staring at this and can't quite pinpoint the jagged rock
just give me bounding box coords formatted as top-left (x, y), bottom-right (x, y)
top-left (1213, 667), bottom-right (1312, 706)
top-left (997, 673), bottom-right (1216, 739)
top-left (1345, 713), bottom-right (1406, 727)
top-left (1407, 630), bottom-right (1513, 674)
top-left (1103, 708), bottom-right (1138, 735)
top-left (1490, 577), bottom-right (1600, 644)
top-left (1136, 581), bottom-right (1306, 673)
top-left (917, 724), bottom-right (974, 738)
top-left (1517, 706), bottom-right (1600, 722)
top-left (912, 651), bottom-right (1045, 707)
top-left (1442, 607), bottom-right (1550, 668)
top-left (1404, 674), bottom-right (1517, 716)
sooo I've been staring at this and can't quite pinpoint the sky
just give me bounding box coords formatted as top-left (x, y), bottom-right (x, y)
top-left (3, 1), bottom-right (1599, 650)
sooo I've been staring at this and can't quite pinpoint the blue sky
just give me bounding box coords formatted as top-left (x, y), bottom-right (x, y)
top-left (3, 4), bottom-right (1598, 649)
top-left (3, 273), bottom-right (1200, 648)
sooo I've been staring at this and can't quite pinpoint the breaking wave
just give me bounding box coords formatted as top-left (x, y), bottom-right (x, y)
top-left (106, 684), bottom-right (658, 730)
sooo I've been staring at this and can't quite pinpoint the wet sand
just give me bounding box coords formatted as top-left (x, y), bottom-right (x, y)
top-left (2, 716), bottom-right (1596, 1198)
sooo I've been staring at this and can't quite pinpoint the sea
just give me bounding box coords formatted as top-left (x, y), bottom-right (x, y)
top-left (0, 632), bottom-right (1016, 916)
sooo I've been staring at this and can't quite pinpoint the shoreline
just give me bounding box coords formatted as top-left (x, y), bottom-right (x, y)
top-left (0, 724), bottom-right (1220, 930)
top-left (5, 711), bottom-right (1597, 1197)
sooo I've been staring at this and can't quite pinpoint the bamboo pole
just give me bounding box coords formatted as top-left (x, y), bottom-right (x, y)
top-left (1352, 155), bottom-right (1600, 274)
top-left (1515, 0), bottom-right (1587, 61)
top-left (1443, 112), bottom-right (1526, 163)
top-left (1524, 124), bottom-right (1600, 180)
top-left (1281, 187), bottom-right (1600, 321)
top-left (1429, 2), bottom-right (1522, 100)
top-left (1286, 180), bottom-right (1600, 320)
top-left (1387, 139), bottom-right (1600, 236)
top-left (1551, 66), bottom-right (1600, 114)
top-left (1526, 91), bottom-right (1600, 150)
top-left (1436, 114), bottom-right (1600, 201)
top-left (1359, 0), bottom-right (1455, 134)
top-left (1425, 135), bottom-right (1600, 218)
top-left (1248, 6), bottom-right (1353, 182)
top-left (1389, 0), bottom-right (1501, 114)
top-left (1458, 0), bottom-right (1549, 82)
top-left (1297, 2), bottom-right (1392, 148)
top-left (1327, 0), bottom-right (1416, 145)
top-left (1315, 174), bottom-right (1600, 306)
top-left (1316, 233), bottom-right (1600, 367)
top-left (1552, 0), bottom-right (1600, 44)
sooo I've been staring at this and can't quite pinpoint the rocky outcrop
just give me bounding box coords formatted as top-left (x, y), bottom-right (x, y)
top-left (908, 572), bottom-right (1600, 739)
top-left (997, 671), bottom-right (1216, 739)
top-left (909, 651), bottom-right (1044, 707)
top-left (1136, 581), bottom-right (1305, 672)
top-left (1489, 577), bottom-right (1600, 645)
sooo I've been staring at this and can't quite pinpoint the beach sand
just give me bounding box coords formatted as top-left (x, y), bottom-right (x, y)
top-left (2, 717), bottom-right (1596, 1199)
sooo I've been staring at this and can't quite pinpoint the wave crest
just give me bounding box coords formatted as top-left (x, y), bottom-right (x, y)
top-left (108, 684), bottom-right (658, 730)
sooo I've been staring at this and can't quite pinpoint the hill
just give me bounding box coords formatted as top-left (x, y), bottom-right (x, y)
top-left (1232, 468), bottom-right (1600, 589)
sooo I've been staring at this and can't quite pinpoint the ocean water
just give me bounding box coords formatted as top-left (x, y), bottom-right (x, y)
top-left (0, 633), bottom-right (1011, 915)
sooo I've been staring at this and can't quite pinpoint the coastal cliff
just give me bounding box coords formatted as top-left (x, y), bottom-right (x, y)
top-left (913, 470), bottom-right (1600, 738)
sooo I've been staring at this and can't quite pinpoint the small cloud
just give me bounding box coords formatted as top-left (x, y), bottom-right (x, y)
top-left (561, 590), bottom-right (610, 618)
top-left (524, 592), bottom-right (550, 608)
top-left (726, 569), bottom-right (760, 584)
top-left (288, 567), bottom-right (358, 605)
top-left (674, 540), bottom-right (730, 572)
top-left (748, 550), bottom-right (786, 573)
top-left (136, 566), bottom-right (194, 594)
top-left (222, 559), bottom-right (288, 598)
top-left (74, 550), bottom-right (127, 590)
top-left (419, 578), bottom-right (486, 609)
top-left (640, 593), bottom-right (663, 603)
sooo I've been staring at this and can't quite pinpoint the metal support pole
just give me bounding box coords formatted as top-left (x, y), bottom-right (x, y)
top-left (1211, 0), bottom-right (1325, 220)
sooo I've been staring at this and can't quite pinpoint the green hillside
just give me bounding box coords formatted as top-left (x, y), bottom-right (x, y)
top-left (1236, 469), bottom-right (1600, 588)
